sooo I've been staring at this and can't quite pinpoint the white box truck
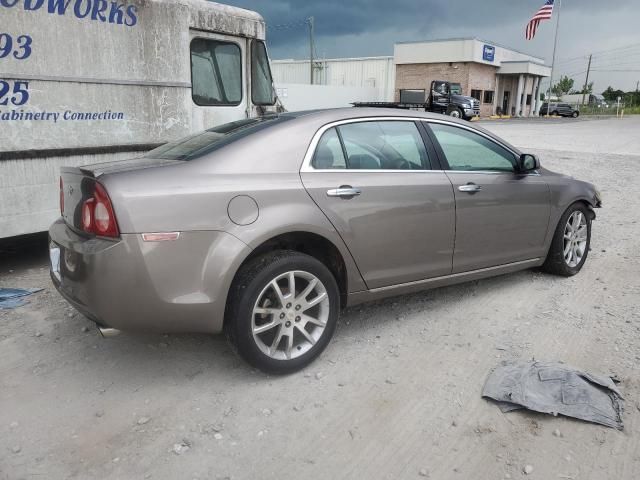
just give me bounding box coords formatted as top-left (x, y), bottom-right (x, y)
top-left (0, 0), bottom-right (280, 238)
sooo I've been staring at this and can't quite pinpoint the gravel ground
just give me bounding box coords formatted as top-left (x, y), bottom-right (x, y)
top-left (1, 116), bottom-right (639, 480)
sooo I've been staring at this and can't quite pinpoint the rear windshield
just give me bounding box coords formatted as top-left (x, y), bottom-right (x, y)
top-left (146, 115), bottom-right (291, 161)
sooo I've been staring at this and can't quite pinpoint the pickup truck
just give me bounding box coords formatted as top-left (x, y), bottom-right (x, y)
top-left (353, 80), bottom-right (480, 120)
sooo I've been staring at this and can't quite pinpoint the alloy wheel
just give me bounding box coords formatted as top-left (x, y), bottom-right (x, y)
top-left (251, 270), bottom-right (330, 360)
top-left (563, 211), bottom-right (588, 267)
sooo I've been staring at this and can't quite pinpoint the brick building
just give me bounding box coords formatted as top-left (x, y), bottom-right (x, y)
top-left (394, 38), bottom-right (551, 117)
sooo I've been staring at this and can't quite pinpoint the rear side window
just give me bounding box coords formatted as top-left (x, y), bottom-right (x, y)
top-left (340, 121), bottom-right (429, 170)
top-left (312, 128), bottom-right (347, 169)
top-left (429, 123), bottom-right (516, 172)
top-left (191, 38), bottom-right (242, 106)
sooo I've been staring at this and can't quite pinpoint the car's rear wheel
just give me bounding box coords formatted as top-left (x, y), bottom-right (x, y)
top-left (542, 203), bottom-right (592, 276)
top-left (225, 250), bottom-right (340, 374)
top-left (572, 111), bottom-right (579, 118)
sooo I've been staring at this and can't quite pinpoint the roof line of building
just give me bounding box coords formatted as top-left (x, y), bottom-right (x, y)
top-left (272, 55), bottom-right (394, 63)
top-left (395, 37), bottom-right (545, 63)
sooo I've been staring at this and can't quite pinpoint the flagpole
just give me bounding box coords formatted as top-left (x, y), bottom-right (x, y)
top-left (546, 0), bottom-right (562, 115)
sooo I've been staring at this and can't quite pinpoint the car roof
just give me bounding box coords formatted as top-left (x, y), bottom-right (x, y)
top-left (275, 107), bottom-right (520, 153)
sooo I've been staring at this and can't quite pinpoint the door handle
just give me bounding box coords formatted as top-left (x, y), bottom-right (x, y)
top-left (458, 183), bottom-right (482, 193)
top-left (327, 187), bottom-right (362, 198)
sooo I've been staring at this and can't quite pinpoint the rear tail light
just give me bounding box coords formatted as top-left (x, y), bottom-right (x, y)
top-left (59, 177), bottom-right (64, 215)
top-left (80, 182), bottom-right (119, 237)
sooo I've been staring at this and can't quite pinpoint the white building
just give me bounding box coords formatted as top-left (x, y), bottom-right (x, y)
top-left (271, 56), bottom-right (395, 102)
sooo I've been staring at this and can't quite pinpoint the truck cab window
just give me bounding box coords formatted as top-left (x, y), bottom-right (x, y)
top-left (251, 40), bottom-right (275, 105)
top-left (191, 38), bottom-right (242, 106)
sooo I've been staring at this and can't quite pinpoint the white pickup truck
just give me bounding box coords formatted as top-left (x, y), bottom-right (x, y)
top-left (0, 0), bottom-right (280, 238)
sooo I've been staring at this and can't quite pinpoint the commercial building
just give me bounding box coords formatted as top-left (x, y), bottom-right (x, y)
top-left (395, 38), bottom-right (551, 117)
top-left (271, 37), bottom-right (551, 117)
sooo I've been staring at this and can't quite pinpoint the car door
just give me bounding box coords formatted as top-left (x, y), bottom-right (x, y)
top-left (300, 119), bottom-right (456, 289)
top-left (425, 121), bottom-right (550, 273)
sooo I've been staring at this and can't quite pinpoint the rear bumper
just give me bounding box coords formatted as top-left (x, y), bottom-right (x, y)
top-left (49, 219), bottom-right (251, 334)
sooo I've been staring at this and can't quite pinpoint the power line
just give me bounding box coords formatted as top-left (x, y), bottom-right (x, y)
top-left (267, 18), bottom-right (309, 30)
top-left (591, 69), bottom-right (640, 72)
top-left (556, 42), bottom-right (640, 63)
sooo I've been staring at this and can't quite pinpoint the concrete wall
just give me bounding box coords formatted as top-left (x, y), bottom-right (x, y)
top-left (275, 83), bottom-right (378, 111)
top-left (271, 57), bottom-right (395, 101)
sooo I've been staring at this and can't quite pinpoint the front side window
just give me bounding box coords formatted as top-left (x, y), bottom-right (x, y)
top-left (429, 123), bottom-right (515, 172)
top-left (191, 38), bottom-right (242, 106)
top-left (251, 40), bottom-right (275, 105)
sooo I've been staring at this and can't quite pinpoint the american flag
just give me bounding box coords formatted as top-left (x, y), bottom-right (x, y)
top-left (525, 0), bottom-right (555, 40)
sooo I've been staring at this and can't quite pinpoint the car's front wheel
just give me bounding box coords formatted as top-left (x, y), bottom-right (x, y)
top-left (225, 250), bottom-right (340, 374)
top-left (447, 106), bottom-right (462, 118)
top-left (572, 111), bottom-right (579, 118)
top-left (542, 203), bottom-right (592, 276)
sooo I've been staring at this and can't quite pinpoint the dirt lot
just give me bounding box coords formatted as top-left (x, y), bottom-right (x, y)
top-left (1, 116), bottom-right (639, 480)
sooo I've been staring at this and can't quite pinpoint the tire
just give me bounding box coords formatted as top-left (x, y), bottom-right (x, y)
top-left (552, 110), bottom-right (559, 116)
top-left (225, 250), bottom-right (340, 374)
top-left (447, 106), bottom-right (462, 118)
top-left (572, 111), bottom-right (579, 118)
top-left (541, 203), bottom-right (592, 276)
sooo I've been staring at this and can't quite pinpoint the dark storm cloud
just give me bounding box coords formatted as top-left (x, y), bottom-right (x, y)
top-left (224, 0), bottom-right (640, 90)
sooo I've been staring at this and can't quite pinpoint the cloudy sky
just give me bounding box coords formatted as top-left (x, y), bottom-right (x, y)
top-left (224, 0), bottom-right (640, 92)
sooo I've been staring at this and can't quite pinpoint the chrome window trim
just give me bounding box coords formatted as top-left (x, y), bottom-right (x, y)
top-left (300, 116), bottom-right (522, 173)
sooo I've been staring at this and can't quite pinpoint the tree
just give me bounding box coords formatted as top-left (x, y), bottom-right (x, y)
top-left (602, 86), bottom-right (624, 102)
top-left (551, 75), bottom-right (574, 96)
top-left (570, 82), bottom-right (594, 95)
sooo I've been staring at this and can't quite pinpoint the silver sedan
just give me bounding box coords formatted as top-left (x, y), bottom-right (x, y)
top-left (49, 109), bottom-right (601, 373)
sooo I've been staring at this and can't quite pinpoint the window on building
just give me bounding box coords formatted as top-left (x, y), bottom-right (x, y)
top-left (526, 94), bottom-right (532, 106)
top-left (471, 89), bottom-right (482, 101)
top-left (400, 89), bottom-right (426, 103)
top-left (483, 90), bottom-right (494, 104)
top-left (191, 38), bottom-right (242, 106)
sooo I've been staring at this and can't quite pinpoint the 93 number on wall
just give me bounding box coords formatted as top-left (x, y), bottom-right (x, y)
top-left (0, 81), bottom-right (30, 106)
top-left (0, 34), bottom-right (33, 60)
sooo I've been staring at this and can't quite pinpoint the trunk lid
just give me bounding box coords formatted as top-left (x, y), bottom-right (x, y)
top-left (60, 157), bottom-right (180, 231)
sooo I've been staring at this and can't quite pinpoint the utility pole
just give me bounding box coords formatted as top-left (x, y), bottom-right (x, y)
top-left (581, 53), bottom-right (592, 106)
top-left (546, 0), bottom-right (562, 116)
top-left (308, 16), bottom-right (314, 85)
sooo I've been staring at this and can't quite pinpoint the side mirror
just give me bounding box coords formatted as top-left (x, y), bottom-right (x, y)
top-left (518, 153), bottom-right (540, 172)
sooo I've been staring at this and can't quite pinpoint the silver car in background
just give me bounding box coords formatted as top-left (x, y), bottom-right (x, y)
top-left (49, 109), bottom-right (602, 373)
